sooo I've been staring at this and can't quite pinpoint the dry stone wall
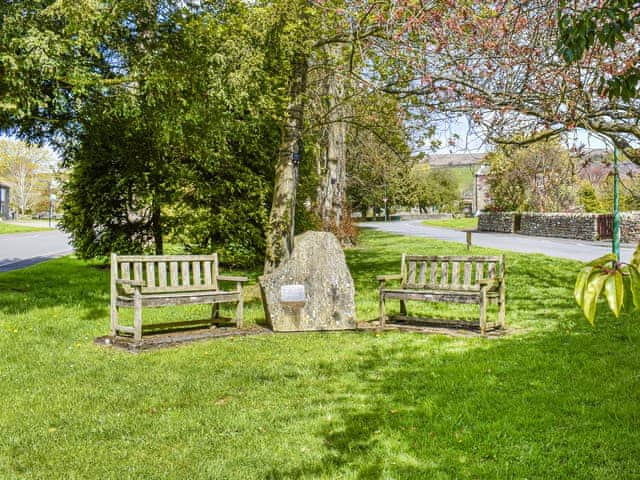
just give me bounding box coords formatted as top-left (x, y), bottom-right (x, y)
top-left (621, 212), bottom-right (640, 244)
top-left (477, 212), bottom-right (516, 233)
top-left (519, 213), bottom-right (598, 241)
top-left (479, 211), bottom-right (640, 243)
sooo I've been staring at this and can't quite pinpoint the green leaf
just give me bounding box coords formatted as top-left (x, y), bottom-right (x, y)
top-left (582, 272), bottom-right (608, 326)
top-left (574, 266), bottom-right (594, 306)
top-left (586, 253), bottom-right (617, 267)
top-left (603, 271), bottom-right (624, 317)
top-left (629, 266), bottom-right (640, 309)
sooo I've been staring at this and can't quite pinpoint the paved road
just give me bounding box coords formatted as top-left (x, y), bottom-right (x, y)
top-left (0, 230), bottom-right (73, 272)
top-left (360, 220), bottom-right (636, 263)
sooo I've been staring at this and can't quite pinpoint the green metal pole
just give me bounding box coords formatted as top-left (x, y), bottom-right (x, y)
top-left (613, 146), bottom-right (621, 261)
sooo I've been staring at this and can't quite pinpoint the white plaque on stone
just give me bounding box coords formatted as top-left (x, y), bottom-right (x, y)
top-left (280, 284), bottom-right (306, 305)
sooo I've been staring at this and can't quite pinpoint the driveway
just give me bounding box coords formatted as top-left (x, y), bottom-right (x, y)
top-left (0, 229), bottom-right (73, 272)
top-left (360, 220), bottom-right (636, 263)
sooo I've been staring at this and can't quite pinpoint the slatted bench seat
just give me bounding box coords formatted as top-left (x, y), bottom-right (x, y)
top-left (378, 254), bottom-right (505, 334)
top-left (110, 253), bottom-right (248, 340)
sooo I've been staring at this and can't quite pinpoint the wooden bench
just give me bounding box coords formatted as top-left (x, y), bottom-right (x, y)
top-left (378, 254), bottom-right (505, 334)
top-left (110, 253), bottom-right (248, 340)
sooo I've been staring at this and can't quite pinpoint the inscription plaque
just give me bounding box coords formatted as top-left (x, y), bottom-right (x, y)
top-left (280, 284), bottom-right (306, 307)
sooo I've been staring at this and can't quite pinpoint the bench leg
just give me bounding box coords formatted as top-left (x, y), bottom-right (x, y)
top-left (236, 295), bottom-right (244, 328)
top-left (110, 300), bottom-right (119, 337)
top-left (399, 299), bottom-right (407, 316)
top-left (498, 286), bottom-right (506, 329)
top-left (379, 292), bottom-right (386, 329)
top-left (209, 303), bottom-right (219, 329)
top-left (479, 289), bottom-right (487, 335)
top-left (133, 293), bottom-right (143, 341)
top-left (235, 282), bottom-right (244, 328)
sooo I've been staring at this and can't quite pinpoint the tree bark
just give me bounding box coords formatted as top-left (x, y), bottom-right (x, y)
top-left (151, 195), bottom-right (163, 255)
top-left (264, 53), bottom-right (307, 272)
top-left (316, 44), bottom-right (347, 230)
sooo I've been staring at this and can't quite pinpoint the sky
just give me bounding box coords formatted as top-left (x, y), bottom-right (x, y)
top-left (429, 117), bottom-right (609, 156)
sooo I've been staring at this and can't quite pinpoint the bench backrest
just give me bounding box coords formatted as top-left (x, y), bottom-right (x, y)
top-left (111, 254), bottom-right (219, 294)
top-left (401, 254), bottom-right (504, 291)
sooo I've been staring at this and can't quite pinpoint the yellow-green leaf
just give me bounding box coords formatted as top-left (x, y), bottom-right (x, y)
top-left (574, 266), bottom-right (594, 306)
top-left (603, 271), bottom-right (624, 317)
top-left (586, 253), bottom-right (617, 267)
top-left (629, 266), bottom-right (640, 309)
top-left (582, 272), bottom-right (608, 326)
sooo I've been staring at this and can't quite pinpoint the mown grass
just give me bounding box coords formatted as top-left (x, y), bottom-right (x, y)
top-left (0, 223), bottom-right (50, 234)
top-left (1, 229), bottom-right (639, 479)
top-left (421, 217), bottom-right (478, 231)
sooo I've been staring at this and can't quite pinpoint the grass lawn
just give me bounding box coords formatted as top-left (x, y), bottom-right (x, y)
top-left (1, 230), bottom-right (640, 478)
top-left (0, 223), bottom-right (50, 234)
top-left (422, 217), bottom-right (478, 230)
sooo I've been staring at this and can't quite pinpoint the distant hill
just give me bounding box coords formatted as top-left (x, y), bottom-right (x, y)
top-left (416, 153), bottom-right (486, 196)
top-left (419, 148), bottom-right (638, 197)
top-left (424, 149), bottom-right (615, 169)
top-left (445, 165), bottom-right (476, 196)
top-left (424, 153), bottom-right (487, 168)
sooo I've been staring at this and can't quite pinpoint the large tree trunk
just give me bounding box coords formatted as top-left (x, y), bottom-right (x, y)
top-left (151, 195), bottom-right (163, 255)
top-left (264, 54), bottom-right (307, 272)
top-left (316, 44), bottom-right (348, 230)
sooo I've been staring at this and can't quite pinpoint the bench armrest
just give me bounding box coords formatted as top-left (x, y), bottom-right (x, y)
top-left (116, 279), bottom-right (145, 287)
top-left (218, 275), bottom-right (249, 283)
top-left (479, 279), bottom-right (501, 289)
top-left (377, 274), bottom-right (402, 286)
top-left (377, 274), bottom-right (402, 281)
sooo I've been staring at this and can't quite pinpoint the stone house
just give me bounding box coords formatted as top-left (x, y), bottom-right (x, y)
top-left (473, 164), bottom-right (491, 213)
top-left (425, 153), bottom-right (488, 213)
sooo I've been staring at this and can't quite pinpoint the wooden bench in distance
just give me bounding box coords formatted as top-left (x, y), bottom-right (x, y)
top-left (378, 254), bottom-right (505, 334)
top-left (110, 253), bottom-right (248, 341)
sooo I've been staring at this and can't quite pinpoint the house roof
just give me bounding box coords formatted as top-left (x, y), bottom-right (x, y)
top-left (422, 148), bottom-right (638, 180)
top-left (425, 153), bottom-right (487, 168)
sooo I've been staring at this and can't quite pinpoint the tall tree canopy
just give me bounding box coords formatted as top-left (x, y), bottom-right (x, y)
top-left (56, 1), bottom-right (285, 263)
top-left (24, 1), bottom-right (640, 266)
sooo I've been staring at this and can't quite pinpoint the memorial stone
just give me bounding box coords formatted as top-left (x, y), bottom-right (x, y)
top-left (259, 231), bottom-right (356, 331)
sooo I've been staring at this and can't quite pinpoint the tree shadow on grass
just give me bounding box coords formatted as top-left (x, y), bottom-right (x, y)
top-left (266, 321), bottom-right (640, 479)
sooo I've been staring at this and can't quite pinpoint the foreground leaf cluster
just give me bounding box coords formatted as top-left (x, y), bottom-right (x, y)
top-left (575, 246), bottom-right (640, 324)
